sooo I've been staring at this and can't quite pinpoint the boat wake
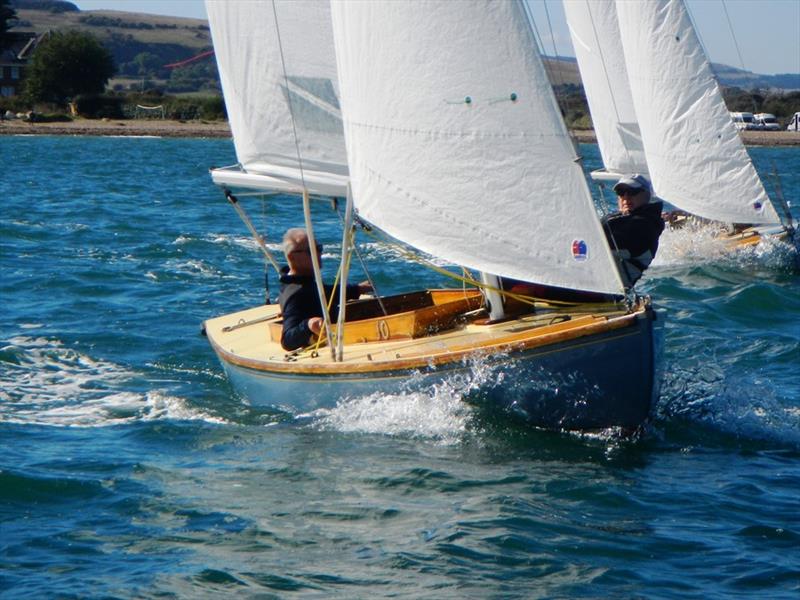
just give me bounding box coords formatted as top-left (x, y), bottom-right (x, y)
top-left (304, 359), bottom-right (518, 443)
top-left (303, 356), bottom-right (633, 443)
top-left (653, 223), bottom-right (798, 270)
top-left (0, 335), bottom-right (226, 427)
top-left (305, 373), bottom-right (483, 445)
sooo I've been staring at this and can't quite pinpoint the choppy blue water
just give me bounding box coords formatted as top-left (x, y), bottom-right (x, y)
top-left (1, 135), bottom-right (799, 599)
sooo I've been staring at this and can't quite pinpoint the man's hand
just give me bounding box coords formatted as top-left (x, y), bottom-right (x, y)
top-left (308, 317), bottom-right (323, 335)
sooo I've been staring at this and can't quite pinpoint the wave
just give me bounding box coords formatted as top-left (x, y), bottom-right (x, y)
top-left (657, 360), bottom-right (800, 448)
top-left (0, 336), bottom-right (227, 427)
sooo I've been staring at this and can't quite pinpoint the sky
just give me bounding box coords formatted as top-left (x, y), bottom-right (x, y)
top-left (73, 0), bottom-right (800, 75)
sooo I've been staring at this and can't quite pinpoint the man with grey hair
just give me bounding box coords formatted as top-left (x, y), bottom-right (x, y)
top-left (277, 228), bottom-right (371, 351)
top-left (603, 174), bottom-right (664, 287)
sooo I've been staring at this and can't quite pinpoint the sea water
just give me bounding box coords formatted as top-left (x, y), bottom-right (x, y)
top-left (1, 136), bottom-right (798, 598)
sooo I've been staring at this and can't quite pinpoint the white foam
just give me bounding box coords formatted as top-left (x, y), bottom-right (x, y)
top-left (166, 258), bottom-right (224, 279)
top-left (0, 336), bottom-right (226, 427)
top-left (653, 222), bottom-right (797, 270)
top-left (653, 223), bottom-right (733, 266)
top-left (306, 358), bottom-right (513, 444)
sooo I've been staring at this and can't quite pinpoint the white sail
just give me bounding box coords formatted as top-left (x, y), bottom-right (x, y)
top-left (563, 0), bottom-right (646, 176)
top-left (330, 0), bottom-right (624, 294)
top-left (615, 0), bottom-right (780, 225)
top-left (205, 0), bottom-right (348, 196)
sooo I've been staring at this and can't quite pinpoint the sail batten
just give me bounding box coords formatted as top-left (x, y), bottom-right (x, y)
top-left (331, 0), bottom-right (624, 294)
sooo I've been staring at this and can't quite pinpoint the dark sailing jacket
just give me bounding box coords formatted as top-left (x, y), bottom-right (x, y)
top-left (277, 267), bottom-right (361, 351)
top-left (601, 200), bottom-right (665, 287)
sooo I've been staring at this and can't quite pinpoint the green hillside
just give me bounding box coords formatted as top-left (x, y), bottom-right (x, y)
top-left (13, 1), bottom-right (217, 93)
top-left (8, 0), bottom-right (797, 123)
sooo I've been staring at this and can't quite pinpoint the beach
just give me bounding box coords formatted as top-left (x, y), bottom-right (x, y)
top-left (2, 117), bottom-right (799, 145)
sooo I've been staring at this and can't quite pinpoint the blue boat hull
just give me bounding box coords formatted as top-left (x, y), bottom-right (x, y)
top-left (217, 307), bottom-right (663, 431)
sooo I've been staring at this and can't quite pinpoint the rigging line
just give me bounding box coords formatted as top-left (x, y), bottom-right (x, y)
top-left (357, 225), bottom-right (592, 309)
top-left (769, 161), bottom-right (795, 232)
top-left (718, 0), bottom-right (759, 113)
top-left (522, 0), bottom-right (548, 69)
top-left (684, 1), bottom-right (712, 69)
top-left (521, 0), bottom-right (580, 155)
top-left (542, 0), bottom-right (566, 89)
top-left (719, 0), bottom-right (747, 72)
top-left (271, 0), bottom-right (308, 193)
top-left (302, 189), bottom-right (336, 357)
top-left (261, 192), bottom-right (271, 304)
top-left (224, 190), bottom-right (282, 274)
top-left (582, 0), bottom-right (635, 169)
top-left (312, 244), bottom-right (345, 354)
top-left (687, 0), bottom-right (747, 109)
top-left (333, 204), bottom-right (388, 316)
top-left (271, 1), bottom-right (332, 355)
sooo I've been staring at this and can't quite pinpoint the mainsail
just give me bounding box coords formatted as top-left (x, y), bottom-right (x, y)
top-left (563, 0), bottom-right (647, 176)
top-left (330, 0), bottom-right (624, 294)
top-left (205, 0), bottom-right (348, 196)
top-left (615, 0), bottom-right (780, 225)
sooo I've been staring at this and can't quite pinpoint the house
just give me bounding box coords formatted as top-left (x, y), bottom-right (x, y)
top-left (0, 31), bottom-right (47, 97)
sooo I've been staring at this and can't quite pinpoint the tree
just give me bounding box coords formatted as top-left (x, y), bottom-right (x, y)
top-left (24, 30), bottom-right (115, 106)
top-left (0, 0), bottom-right (18, 49)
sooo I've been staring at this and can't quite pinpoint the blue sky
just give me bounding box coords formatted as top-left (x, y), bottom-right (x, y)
top-left (73, 0), bottom-right (800, 75)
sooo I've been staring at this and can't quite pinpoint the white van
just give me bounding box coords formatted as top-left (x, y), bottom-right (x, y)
top-left (787, 112), bottom-right (800, 131)
top-left (754, 113), bottom-right (780, 131)
top-left (730, 111), bottom-right (756, 130)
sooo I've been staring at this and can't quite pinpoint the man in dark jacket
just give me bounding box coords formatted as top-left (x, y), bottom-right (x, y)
top-left (602, 173), bottom-right (664, 287)
top-left (277, 228), bottom-right (371, 351)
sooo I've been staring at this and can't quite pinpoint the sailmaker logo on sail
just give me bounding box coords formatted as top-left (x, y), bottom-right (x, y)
top-left (571, 239), bottom-right (588, 261)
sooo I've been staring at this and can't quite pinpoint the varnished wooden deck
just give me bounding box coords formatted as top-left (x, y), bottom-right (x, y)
top-left (203, 292), bottom-right (645, 376)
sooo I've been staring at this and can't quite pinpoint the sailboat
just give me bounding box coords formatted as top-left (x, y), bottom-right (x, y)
top-left (201, 0), bottom-right (663, 431)
top-left (564, 0), bottom-right (798, 253)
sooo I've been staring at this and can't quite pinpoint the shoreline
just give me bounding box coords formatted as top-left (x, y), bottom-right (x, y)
top-left (569, 128), bottom-right (800, 147)
top-left (2, 117), bottom-right (799, 146)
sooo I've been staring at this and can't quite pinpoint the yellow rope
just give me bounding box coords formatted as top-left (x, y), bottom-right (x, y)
top-left (291, 226), bottom-right (619, 358)
top-left (311, 228), bottom-right (358, 353)
top-left (358, 225), bottom-right (584, 308)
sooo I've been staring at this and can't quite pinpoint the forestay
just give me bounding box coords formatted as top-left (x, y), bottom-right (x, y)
top-left (330, 0), bottom-right (624, 295)
top-left (615, 0), bottom-right (780, 225)
top-left (563, 0), bottom-right (646, 176)
top-left (205, 0), bottom-right (348, 196)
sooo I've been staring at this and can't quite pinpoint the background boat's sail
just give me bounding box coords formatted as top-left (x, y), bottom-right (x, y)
top-left (615, 0), bottom-right (780, 225)
top-left (206, 0), bottom-right (348, 196)
top-left (563, 0), bottom-right (646, 176)
top-left (330, 0), bottom-right (624, 294)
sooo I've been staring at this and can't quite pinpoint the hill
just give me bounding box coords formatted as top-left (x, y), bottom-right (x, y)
top-left (12, 0), bottom-right (217, 93)
top-left (710, 63), bottom-right (800, 92)
top-left (9, 0), bottom-right (798, 96)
